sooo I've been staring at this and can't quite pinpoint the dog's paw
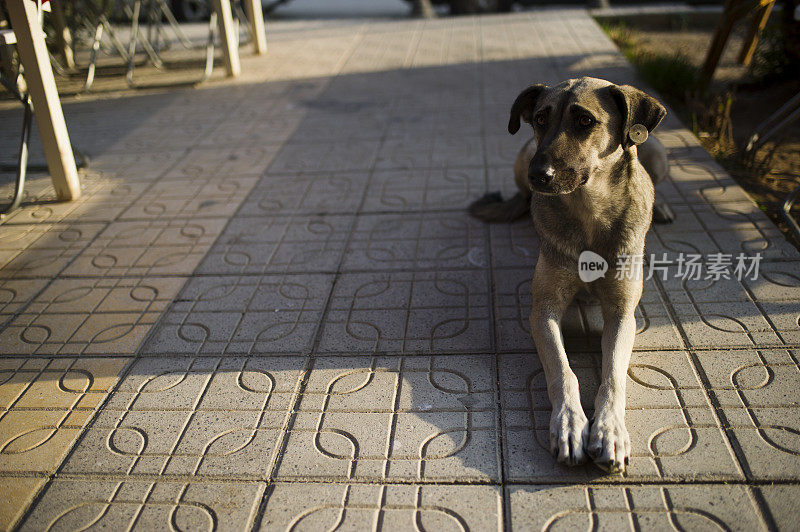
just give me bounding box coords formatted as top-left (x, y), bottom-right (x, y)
top-left (586, 410), bottom-right (630, 474)
top-left (549, 405), bottom-right (590, 466)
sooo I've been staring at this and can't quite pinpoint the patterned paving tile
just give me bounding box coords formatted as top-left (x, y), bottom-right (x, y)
top-left (238, 172), bottom-right (370, 217)
top-left (19, 480), bottom-right (265, 531)
top-left (662, 271), bottom-right (770, 305)
top-left (196, 115), bottom-right (304, 147)
top-left (277, 355), bottom-right (499, 481)
top-left (1, 179), bottom-right (150, 225)
top-left (102, 126), bottom-right (219, 155)
top-left (267, 140), bottom-right (381, 174)
top-left (0, 224), bottom-right (76, 252)
top-left (60, 356), bottom-right (304, 478)
top-left (383, 105), bottom-right (483, 141)
top-left (89, 151), bottom-right (187, 182)
top-left (162, 146), bottom-right (283, 180)
top-left (198, 214), bottom-right (352, 275)
top-left (647, 220), bottom-right (799, 261)
top-left (692, 349), bottom-right (800, 480)
top-left (493, 268), bottom-right (684, 352)
top-left (671, 301), bottom-right (796, 349)
top-left (759, 484), bottom-right (800, 528)
top-left (0, 477), bottom-right (45, 530)
top-left (261, 483), bottom-right (501, 531)
top-left (507, 484), bottom-right (766, 530)
top-left (652, 198), bottom-right (779, 234)
top-left (317, 271), bottom-right (491, 355)
top-left (489, 218), bottom-right (540, 270)
top-left (743, 262), bottom-right (800, 301)
top-left (759, 301), bottom-right (800, 345)
top-left (0, 279), bottom-right (49, 325)
top-left (142, 274), bottom-right (333, 355)
top-left (289, 110), bottom-right (392, 144)
top-left (485, 134), bottom-right (528, 168)
top-left (375, 135), bottom-right (485, 170)
top-left (361, 167), bottom-right (485, 214)
top-left (0, 357), bottom-right (129, 475)
top-left (657, 264), bottom-right (800, 348)
top-left (500, 351), bottom-right (742, 481)
top-left (660, 156), bottom-right (752, 206)
top-left (0, 278), bottom-right (184, 355)
top-left (119, 177), bottom-right (259, 220)
top-left (61, 218), bottom-right (226, 277)
top-left (0, 223), bottom-right (105, 280)
top-left (341, 212), bottom-right (489, 271)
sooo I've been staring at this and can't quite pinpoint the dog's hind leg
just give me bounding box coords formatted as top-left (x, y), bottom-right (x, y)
top-left (639, 137), bottom-right (675, 224)
top-left (468, 138), bottom-right (536, 223)
top-left (529, 255), bottom-right (588, 466)
top-left (653, 201), bottom-right (675, 224)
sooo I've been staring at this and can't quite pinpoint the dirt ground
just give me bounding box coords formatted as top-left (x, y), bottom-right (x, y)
top-left (600, 13), bottom-right (800, 246)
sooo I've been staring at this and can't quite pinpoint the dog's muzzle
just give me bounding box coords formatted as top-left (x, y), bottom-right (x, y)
top-left (528, 160), bottom-right (557, 193)
top-left (529, 156), bottom-right (590, 194)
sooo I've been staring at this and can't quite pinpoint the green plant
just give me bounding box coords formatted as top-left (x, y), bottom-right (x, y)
top-left (631, 51), bottom-right (699, 101)
top-left (688, 89), bottom-right (736, 158)
top-left (600, 22), bottom-right (700, 101)
top-left (599, 21), bottom-right (636, 52)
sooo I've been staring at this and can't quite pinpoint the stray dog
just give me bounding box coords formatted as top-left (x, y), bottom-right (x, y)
top-left (472, 77), bottom-right (669, 472)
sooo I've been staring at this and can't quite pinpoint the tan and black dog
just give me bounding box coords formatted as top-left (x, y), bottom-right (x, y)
top-left (471, 77), bottom-right (669, 472)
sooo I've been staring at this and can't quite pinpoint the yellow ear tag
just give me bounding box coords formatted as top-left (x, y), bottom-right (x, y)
top-left (629, 124), bottom-right (649, 145)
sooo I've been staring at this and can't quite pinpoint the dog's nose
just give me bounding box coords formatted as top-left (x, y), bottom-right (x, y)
top-left (529, 159), bottom-right (555, 186)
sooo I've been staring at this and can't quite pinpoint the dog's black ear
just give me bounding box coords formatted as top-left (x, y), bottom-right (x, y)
top-left (508, 84), bottom-right (546, 135)
top-left (609, 84), bottom-right (666, 147)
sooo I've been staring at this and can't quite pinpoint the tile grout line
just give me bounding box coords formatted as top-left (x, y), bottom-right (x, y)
top-left (9, 471), bottom-right (800, 486)
top-left (5, 344), bottom-right (800, 358)
top-left (477, 18), bottom-right (513, 530)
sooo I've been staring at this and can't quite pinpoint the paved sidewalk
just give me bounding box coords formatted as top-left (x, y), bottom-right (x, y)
top-left (1, 9), bottom-right (799, 530)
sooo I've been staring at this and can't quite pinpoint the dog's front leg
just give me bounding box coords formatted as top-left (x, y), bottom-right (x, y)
top-left (588, 280), bottom-right (640, 473)
top-left (529, 257), bottom-right (587, 466)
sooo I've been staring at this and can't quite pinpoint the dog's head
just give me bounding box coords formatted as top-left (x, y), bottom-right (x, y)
top-left (508, 77), bottom-right (666, 195)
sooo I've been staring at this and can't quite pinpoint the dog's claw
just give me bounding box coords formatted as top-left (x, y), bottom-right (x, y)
top-left (591, 444), bottom-right (626, 474)
top-left (549, 405), bottom-right (589, 466)
top-left (587, 412), bottom-right (630, 474)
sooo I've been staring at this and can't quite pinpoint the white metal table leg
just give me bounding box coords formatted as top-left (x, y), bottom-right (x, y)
top-left (6, 0), bottom-right (81, 201)
top-left (211, 0), bottom-right (240, 77)
top-left (244, 0), bottom-right (267, 54)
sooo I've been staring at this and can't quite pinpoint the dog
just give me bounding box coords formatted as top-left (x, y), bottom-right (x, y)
top-left (471, 77), bottom-right (670, 473)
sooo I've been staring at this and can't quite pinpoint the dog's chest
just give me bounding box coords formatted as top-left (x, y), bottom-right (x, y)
top-left (532, 198), bottom-right (636, 265)
top-left (532, 205), bottom-right (591, 260)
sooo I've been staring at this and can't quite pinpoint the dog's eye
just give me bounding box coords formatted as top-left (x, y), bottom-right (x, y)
top-left (534, 113), bottom-right (547, 127)
top-left (579, 115), bottom-right (595, 127)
